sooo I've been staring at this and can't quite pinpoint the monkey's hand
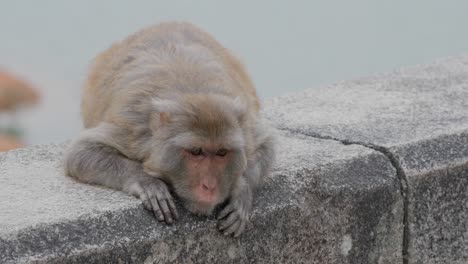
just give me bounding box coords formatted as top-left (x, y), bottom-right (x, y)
top-left (132, 177), bottom-right (179, 224)
top-left (217, 185), bottom-right (252, 237)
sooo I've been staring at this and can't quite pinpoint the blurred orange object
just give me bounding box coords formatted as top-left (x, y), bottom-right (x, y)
top-left (0, 134), bottom-right (23, 151)
top-left (0, 71), bottom-right (40, 111)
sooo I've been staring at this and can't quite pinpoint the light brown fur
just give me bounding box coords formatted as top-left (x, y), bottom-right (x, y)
top-left (82, 22), bottom-right (259, 129)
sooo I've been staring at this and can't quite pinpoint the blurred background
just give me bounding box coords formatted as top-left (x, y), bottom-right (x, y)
top-left (1, 0), bottom-right (467, 150)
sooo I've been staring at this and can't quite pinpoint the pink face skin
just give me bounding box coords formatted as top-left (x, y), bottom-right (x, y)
top-left (182, 145), bottom-right (231, 208)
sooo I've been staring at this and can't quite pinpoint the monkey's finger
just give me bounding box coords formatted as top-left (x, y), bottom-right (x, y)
top-left (218, 212), bottom-right (238, 231)
top-left (233, 220), bottom-right (246, 238)
top-left (139, 192), bottom-right (152, 211)
top-left (223, 219), bottom-right (240, 236)
top-left (167, 198), bottom-right (179, 220)
top-left (142, 199), bottom-right (152, 211)
top-left (158, 199), bottom-right (173, 224)
top-left (149, 196), bottom-right (165, 221)
top-left (217, 204), bottom-right (234, 220)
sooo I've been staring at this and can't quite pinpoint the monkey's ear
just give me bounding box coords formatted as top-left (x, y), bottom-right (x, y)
top-left (150, 99), bottom-right (183, 132)
top-left (150, 112), bottom-right (169, 132)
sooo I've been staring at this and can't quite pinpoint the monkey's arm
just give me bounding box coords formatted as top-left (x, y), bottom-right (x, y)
top-left (64, 123), bottom-right (178, 223)
top-left (218, 120), bottom-right (275, 237)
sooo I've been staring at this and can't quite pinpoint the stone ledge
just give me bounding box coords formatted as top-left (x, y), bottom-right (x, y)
top-left (0, 133), bottom-right (402, 263)
top-left (264, 54), bottom-right (468, 264)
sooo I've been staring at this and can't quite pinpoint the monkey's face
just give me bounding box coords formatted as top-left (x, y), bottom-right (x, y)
top-left (143, 95), bottom-right (249, 215)
top-left (180, 140), bottom-right (247, 214)
top-left (144, 132), bottom-right (247, 215)
top-left (144, 94), bottom-right (248, 215)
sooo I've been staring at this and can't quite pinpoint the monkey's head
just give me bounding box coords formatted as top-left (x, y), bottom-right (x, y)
top-left (143, 94), bottom-right (249, 215)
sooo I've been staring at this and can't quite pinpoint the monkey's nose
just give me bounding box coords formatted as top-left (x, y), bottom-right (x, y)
top-left (202, 183), bottom-right (215, 192)
top-left (197, 184), bottom-right (218, 204)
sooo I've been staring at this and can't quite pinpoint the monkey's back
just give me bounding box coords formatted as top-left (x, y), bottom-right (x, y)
top-left (82, 22), bottom-right (259, 128)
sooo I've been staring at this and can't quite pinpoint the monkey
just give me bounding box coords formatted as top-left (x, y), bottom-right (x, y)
top-left (64, 22), bottom-right (275, 237)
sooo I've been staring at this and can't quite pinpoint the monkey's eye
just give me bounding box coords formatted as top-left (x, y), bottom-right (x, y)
top-left (190, 147), bottom-right (203, 156)
top-left (216, 148), bottom-right (228, 157)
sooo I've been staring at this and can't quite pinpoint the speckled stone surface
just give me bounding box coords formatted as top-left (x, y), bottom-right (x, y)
top-left (264, 55), bottom-right (468, 264)
top-left (0, 132), bottom-right (402, 263)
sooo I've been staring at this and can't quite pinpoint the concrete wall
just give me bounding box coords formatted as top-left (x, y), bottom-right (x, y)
top-left (1, 55), bottom-right (467, 264)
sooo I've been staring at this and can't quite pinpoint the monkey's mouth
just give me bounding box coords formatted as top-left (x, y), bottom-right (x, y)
top-left (181, 198), bottom-right (218, 216)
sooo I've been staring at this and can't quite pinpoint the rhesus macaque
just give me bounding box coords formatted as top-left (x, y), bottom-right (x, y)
top-left (65, 22), bottom-right (275, 237)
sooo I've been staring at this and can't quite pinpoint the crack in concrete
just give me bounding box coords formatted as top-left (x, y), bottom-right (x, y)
top-left (278, 128), bottom-right (410, 264)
